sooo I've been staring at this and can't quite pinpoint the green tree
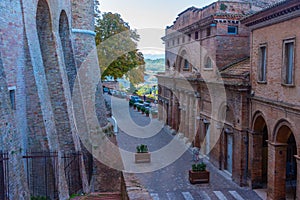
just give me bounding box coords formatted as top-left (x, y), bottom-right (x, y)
top-left (95, 12), bottom-right (145, 83)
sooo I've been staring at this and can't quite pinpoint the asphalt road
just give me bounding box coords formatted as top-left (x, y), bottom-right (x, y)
top-left (107, 95), bottom-right (262, 200)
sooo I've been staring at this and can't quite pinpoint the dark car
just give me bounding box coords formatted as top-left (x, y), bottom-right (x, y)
top-left (130, 95), bottom-right (141, 103)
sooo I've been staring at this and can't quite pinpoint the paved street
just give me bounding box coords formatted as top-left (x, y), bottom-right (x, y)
top-left (108, 96), bottom-right (262, 200)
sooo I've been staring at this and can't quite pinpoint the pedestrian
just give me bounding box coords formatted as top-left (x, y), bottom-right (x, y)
top-left (143, 94), bottom-right (146, 101)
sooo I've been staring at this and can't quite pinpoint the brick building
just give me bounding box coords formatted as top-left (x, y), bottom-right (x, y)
top-left (0, 0), bottom-right (117, 199)
top-left (242, 0), bottom-right (300, 199)
top-left (158, 0), bottom-right (283, 189)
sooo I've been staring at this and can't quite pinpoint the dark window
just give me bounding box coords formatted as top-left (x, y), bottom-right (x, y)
top-left (228, 26), bottom-right (238, 34)
top-left (188, 34), bottom-right (191, 41)
top-left (195, 31), bottom-right (199, 40)
top-left (182, 36), bottom-right (185, 43)
top-left (172, 39), bottom-right (175, 46)
top-left (258, 46), bottom-right (267, 82)
top-left (9, 89), bottom-right (16, 110)
top-left (184, 59), bottom-right (189, 69)
top-left (283, 40), bottom-right (295, 85)
top-left (177, 38), bottom-right (180, 44)
top-left (206, 27), bottom-right (211, 37)
top-left (182, 59), bottom-right (190, 71)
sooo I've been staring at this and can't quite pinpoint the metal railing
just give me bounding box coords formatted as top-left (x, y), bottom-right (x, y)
top-left (0, 152), bottom-right (9, 200)
top-left (23, 151), bottom-right (58, 199)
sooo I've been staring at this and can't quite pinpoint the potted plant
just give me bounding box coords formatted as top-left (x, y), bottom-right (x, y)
top-left (189, 162), bottom-right (209, 184)
top-left (145, 109), bottom-right (150, 117)
top-left (129, 100), bottom-right (134, 107)
top-left (141, 107), bottom-right (146, 114)
top-left (137, 105), bottom-right (141, 112)
top-left (135, 144), bottom-right (151, 163)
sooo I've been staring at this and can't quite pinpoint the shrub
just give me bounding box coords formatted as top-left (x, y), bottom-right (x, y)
top-left (192, 162), bottom-right (206, 172)
top-left (136, 144), bottom-right (148, 153)
top-left (129, 100), bottom-right (134, 107)
top-left (145, 109), bottom-right (150, 115)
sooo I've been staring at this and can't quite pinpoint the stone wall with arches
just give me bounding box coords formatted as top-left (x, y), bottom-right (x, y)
top-left (249, 100), bottom-right (300, 199)
top-left (0, 0), bottom-right (111, 198)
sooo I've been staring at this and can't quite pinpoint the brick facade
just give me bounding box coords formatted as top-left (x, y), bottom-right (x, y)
top-left (242, 0), bottom-right (300, 199)
top-left (158, 0), bottom-right (254, 187)
top-left (158, 0), bottom-right (285, 190)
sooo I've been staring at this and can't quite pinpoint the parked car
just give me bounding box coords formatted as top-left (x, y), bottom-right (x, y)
top-left (103, 87), bottom-right (109, 93)
top-left (130, 95), bottom-right (141, 103)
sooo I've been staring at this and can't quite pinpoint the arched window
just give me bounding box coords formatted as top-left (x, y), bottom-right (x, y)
top-left (205, 57), bottom-right (212, 68)
top-left (178, 50), bottom-right (191, 71)
top-left (184, 59), bottom-right (189, 70)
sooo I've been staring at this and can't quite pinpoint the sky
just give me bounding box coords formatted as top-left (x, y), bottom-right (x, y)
top-left (99, 0), bottom-right (215, 55)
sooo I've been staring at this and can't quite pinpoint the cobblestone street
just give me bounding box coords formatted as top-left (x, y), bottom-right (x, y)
top-left (109, 96), bottom-right (263, 200)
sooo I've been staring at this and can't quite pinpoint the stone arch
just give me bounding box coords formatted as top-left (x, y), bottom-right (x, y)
top-left (36, 0), bottom-right (74, 151)
top-left (270, 119), bottom-right (297, 199)
top-left (273, 119), bottom-right (294, 143)
top-left (175, 48), bottom-right (192, 72)
top-left (250, 111), bottom-right (269, 188)
top-left (252, 111), bottom-right (268, 134)
top-left (59, 10), bottom-right (77, 95)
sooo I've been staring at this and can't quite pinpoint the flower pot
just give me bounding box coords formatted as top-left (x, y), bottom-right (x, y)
top-left (189, 170), bottom-right (209, 184)
top-left (135, 152), bottom-right (151, 163)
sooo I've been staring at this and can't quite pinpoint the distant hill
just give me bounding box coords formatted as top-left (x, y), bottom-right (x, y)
top-left (144, 54), bottom-right (164, 60)
top-left (144, 58), bottom-right (165, 85)
top-left (145, 58), bottom-right (165, 72)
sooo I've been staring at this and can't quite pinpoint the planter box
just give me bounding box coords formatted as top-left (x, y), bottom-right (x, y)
top-left (135, 152), bottom-right (151, 163)
top-left (189, 170), bottom-right (209, 184)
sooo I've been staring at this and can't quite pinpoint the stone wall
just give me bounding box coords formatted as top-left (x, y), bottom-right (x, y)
top-left (0, 0), bottom-right (113, 198)
top-left (0, 52), bottom-right (29, 199)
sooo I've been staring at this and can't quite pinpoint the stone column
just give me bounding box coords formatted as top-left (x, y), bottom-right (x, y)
top-left (294, 155), bottom-right (300, 200)
top-left (158, 98), bottom-right (163, 121)
top-left (189, 95), bottom-right (195, 142)
top-left (194, 97), bottom-right (201, 148)
top-left (178, 90), bottom-right (184, 134)
top-left (184, 92), bottom-right (190, 138)
top-left (164, 101), bottom-right (168, 124)
top-left (249, 131), bottom-right (263, 188)
top-left (267, 142), bottom-right (288, 200)
top-left (171, 95), bottom-right (176, 130)
top-left (168, 93), bottom-right (172, 126)
top-left (176, 97), bottom-right (180, 132)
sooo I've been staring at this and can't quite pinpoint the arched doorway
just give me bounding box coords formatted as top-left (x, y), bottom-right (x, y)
top-left (251, 114), bottom-right (268, 188)
top-left (273, 123), bottom-right (297, 199)
top-left (286, 133), bottom-right (297, 199)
